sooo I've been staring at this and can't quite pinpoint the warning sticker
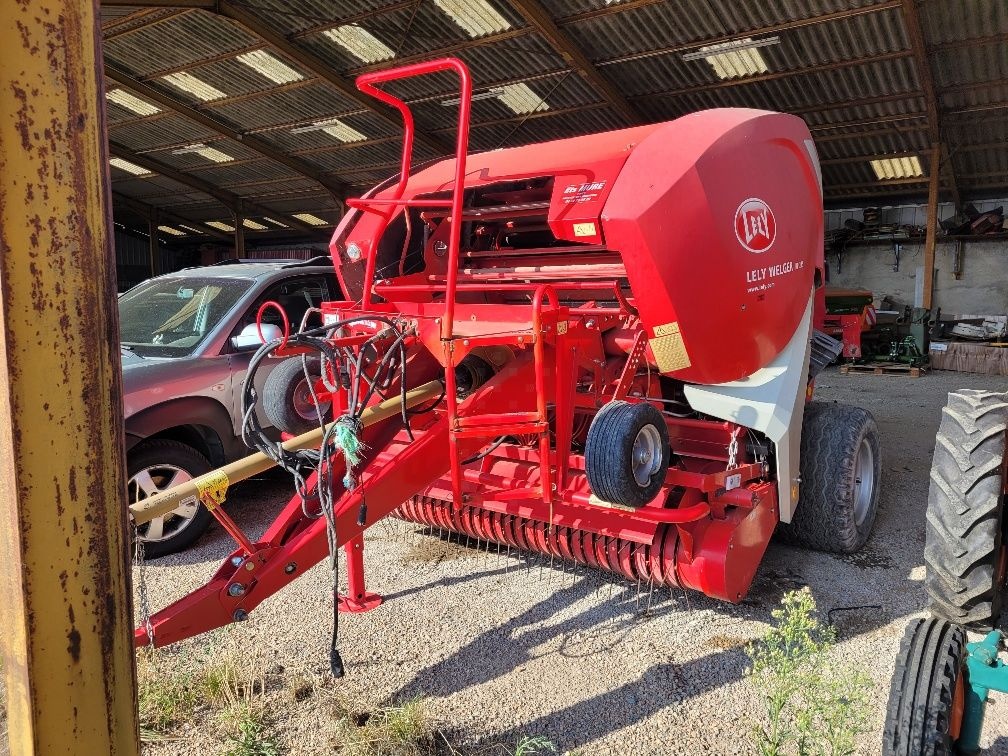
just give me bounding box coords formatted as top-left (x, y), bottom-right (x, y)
top-left (649, 321), bottom-right (691, 372)
top-left (195, 470), bottom-right (229, 510)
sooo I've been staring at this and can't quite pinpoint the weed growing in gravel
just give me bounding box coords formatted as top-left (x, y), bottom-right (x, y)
top-left (746, 588), bottom-right (871, 756)
top-left (136, 649), bottom-right (206, 733)
top-left (513, 735), bottom-right (558, 755)
top-left (136, 637), bottom-right (283, 754)
top-left (324, 695), bottom-right (434, 756)
top-left (222, 705), bottom-right (281, 756)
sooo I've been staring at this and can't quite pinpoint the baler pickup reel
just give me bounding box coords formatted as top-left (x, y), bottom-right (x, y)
top-left (129, 58), bottom-right (880, 670)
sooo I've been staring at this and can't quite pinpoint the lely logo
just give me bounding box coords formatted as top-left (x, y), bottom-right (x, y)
top-left (734, 198), bottom-right (776, 253)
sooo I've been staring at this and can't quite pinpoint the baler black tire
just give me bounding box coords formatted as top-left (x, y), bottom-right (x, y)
top-left (263, 357), bottom-right (331, 436)
top-left (585, 401), bottom-right (670, 507)
top-left (777, 401), bottom-right (881, 553)
top-left (925, 389), bottom-right (1008, 631)
top-left (882, 617), bottom-right (967, 756)
top-left (128, 439), bottom-right (213, 558)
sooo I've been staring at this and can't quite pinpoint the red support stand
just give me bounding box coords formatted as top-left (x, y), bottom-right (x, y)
top-left (337, 534), bottom-right (383, 613)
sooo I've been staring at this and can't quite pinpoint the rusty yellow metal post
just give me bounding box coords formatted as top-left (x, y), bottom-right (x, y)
top-left (0, 1), bottom-right (140, 754)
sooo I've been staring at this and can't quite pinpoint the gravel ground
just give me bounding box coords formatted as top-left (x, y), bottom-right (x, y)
top-left (132, 368), bottom-right (1008, 756)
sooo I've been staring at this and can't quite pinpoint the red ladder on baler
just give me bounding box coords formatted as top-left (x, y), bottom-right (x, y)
top-left (345, 58), bottom-right (559, 509)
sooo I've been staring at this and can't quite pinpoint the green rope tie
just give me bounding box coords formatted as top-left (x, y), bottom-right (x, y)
top-left (334, 415), bottom-right (365, 489)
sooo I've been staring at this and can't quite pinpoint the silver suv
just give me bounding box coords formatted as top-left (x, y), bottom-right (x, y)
top-left (119, 258), bottom-right (340, 556)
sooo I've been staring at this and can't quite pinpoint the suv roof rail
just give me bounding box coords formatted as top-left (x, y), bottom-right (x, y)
top-left (206, 258), bottom-right (305, 266)
top-left (281, 255), bottom-right (332, 268)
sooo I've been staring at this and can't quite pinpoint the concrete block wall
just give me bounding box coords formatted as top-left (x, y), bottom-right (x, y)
top-left (826, 238), bottom-right (1008, 317)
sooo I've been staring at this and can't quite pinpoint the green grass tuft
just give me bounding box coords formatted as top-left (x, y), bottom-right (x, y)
top-left (746, 588), bottom-right (872, 756)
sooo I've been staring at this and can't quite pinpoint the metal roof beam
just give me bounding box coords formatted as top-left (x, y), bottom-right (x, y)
top-left (606, 49), bottom-right (914, 93)
top-left (899, 0), bottom-right (961, 209)
top-left (100, 0), bottom-right (215, 6)
top-left (108, 141), bottom-right (319, 231)
top-left (506, 0), bottom-right (642, 125)
top-left (899, 0), bottom-right (940, 143)
top-left (213, 0), bottom-right (454, 156)
top-left (105, 67), bottom-right (347, 198)
top-left (930, 31), bottom-right (1008, 53)
top-left (112, 191), bottom-right (231, 240)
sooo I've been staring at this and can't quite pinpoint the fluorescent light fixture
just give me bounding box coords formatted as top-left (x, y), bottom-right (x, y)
top-left (262, 217), bottom-right (288, 228)
top-left (684, 36), bottom-right (779, 80)
top-left (433, 0), bottom-right (510, 38)
top-left (236, 50), bottom-right (303, 85)
top-left (161, 71), bottom-right (227, 101)
top-left (206, 220), bottom-right (236, 232)
top-left (157, 225), bottom-right (186, 236)
top-left (106, 88), bottom-right (161, 116)
top-left (870, 155), bottom-right (923, 180)
top-left (109, 157), bottom-right (152, 176)
top-left (242, 218), bottom-right (269, 230)
top-left (292, 212), bottom-right (328, 226)
top-left (442, 86), bottom-right (505, 106)
top-left (323, 25), bottom-right (395, 64)
top-left (290, 117), bottom-right (366, 142)
top-left (496, 83), bottom-right (548, 115)
top-left (178, 224), bottom-right (204, 234)
top-left (171, 143), bottom-right (234, 163)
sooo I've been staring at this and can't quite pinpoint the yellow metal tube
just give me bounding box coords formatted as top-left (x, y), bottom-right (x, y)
top-left (0, 1), bottom-right (139, 754)
top-left (130, 380), bottom-right (442, 526)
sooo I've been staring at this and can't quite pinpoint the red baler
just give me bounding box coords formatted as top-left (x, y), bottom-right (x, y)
top-left (133, 59), bottom-right (879, 653)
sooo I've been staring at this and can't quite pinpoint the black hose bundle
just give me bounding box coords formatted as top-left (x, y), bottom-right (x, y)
top-left (239, 312), bottom-right (428, 677)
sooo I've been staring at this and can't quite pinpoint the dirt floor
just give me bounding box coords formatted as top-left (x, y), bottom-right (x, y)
top-left (6, 368), bottom-right (1008, 755)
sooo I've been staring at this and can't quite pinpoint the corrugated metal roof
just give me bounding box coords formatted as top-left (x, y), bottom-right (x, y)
top-left (101, 0), bottom-right (1008, 237)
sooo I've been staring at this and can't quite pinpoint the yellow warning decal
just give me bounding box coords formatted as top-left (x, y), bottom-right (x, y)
top-left (573, 222), bottom-right (596, 237)
top-left (195, 470), bottom-right (229, 510)
top-left (649, 321), bottom-right (692, 372)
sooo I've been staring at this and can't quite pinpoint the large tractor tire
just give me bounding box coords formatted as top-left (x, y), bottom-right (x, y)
top-left (778, 401), bottom-right (881, 553)
top-left (882, 617), bottom-right (967, 756)
top-left (263, 357), bottom-right (332, 436)
top-left (585, 401), bottom-right (670, 507)
top-left (925, 389), bottom-right (1008, 630)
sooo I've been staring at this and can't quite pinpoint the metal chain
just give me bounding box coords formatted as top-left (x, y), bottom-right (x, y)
top-left (727, 426), bottom-right (740, 470)
top-left (133, 522), bottom-right (155, 648)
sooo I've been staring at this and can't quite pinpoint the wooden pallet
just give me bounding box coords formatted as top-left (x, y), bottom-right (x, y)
top-left (839, 361), bottom-right (927, 378)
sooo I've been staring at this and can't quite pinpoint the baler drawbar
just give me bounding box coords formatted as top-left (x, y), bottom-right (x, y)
top-left (130, 58), bottom-right (881, 665)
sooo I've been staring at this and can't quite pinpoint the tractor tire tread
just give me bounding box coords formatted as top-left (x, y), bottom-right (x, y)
top-left (882, 617), bottom-right (966, 756)
top-left (924, 390), bottom-right (1008, 631)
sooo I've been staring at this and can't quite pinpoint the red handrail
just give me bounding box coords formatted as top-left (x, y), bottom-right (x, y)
top-left (349, 57), bottom-right (472, 342)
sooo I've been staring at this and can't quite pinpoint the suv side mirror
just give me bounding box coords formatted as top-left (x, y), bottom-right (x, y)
top-left (231, 323), bottom-right (282, 351)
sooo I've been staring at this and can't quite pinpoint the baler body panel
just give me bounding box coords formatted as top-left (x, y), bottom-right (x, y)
top-left (330, 109), bottom-right (822, 387)
top-left (602, 109), bottom-right (822, 385)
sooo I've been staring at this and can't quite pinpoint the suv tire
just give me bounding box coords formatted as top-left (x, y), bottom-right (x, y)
top-left (128, 439), bottom-right (212, 558)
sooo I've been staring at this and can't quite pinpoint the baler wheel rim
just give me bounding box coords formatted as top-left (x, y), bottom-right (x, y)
top-left (632, 425), bottom-right (664, 487)
top-left (853, 436), bottom-right (875, 526)
top-left (584, 400), bottom-right (671, 507)
top-left (776, 401), bottom-right (881, 554)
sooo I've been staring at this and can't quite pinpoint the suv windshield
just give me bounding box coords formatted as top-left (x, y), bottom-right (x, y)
top-left (119, 276), bottom-right (253, 358)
